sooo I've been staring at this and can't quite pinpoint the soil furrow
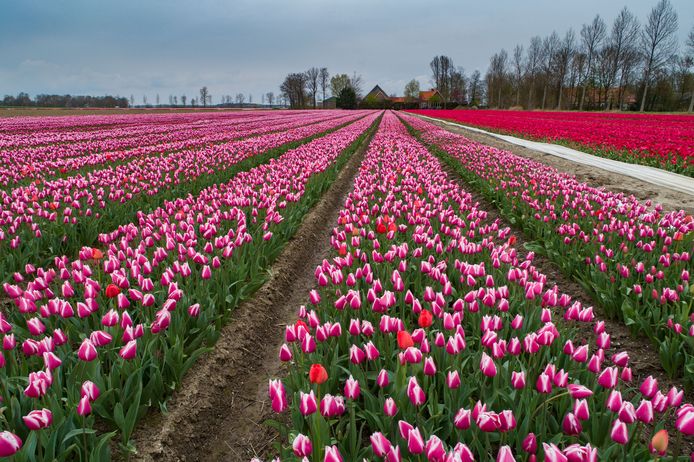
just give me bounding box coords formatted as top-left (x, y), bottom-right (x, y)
top-left (131, 120), bottom-right (374, 462)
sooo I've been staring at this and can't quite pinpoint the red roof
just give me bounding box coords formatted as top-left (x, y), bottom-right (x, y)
top-left (419, 90), bottom-right (440, 101)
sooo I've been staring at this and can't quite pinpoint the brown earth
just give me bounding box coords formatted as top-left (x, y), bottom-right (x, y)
top-left (410, 114), bottom-right (694, 215)
top-left (131, 120), bottom-right (373, 462)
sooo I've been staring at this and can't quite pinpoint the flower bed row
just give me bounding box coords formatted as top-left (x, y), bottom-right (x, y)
top-left (407, 110), bottom-right (694, 176)
top-left (399, 113), bottom-right (694, 388)
top-left (0, 112), bottom-right (381, 461)
top-left (0, 111), bottom-right (347, 187)
top-left (0, 112), bottom-right (372, 276)
top-left (265, 111), bottom-right (692, 462)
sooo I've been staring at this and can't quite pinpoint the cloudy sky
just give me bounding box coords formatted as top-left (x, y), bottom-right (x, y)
top-left (1, 0), bottom-right (692, 104)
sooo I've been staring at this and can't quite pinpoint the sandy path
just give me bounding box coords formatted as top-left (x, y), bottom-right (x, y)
top-left (411, 113), bottom-right (694, 214)
top-left (131, 119), bottom-right (373, 462)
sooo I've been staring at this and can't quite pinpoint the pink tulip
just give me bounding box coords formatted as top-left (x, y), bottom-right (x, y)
top-left (384, 397), bottom-right (398, 416)
top-left (480, 352), bottom-right (497, 377)
top-left (77, 395), bottom-right (92, 416)
top-left (676, 408), bottom-right (694, 435)
top-left (324, 445), bottom-right (343, 462)
top-left (344, 375), bottom-right (360, 400)
top-left (370, 432), bottom-right (392, 458)
top-left (292, 433), bottom-right (312, 457)
top-left (23, 408), bottom-right (52, 430)
top-left (119, 339), bottom-right (137, 360)
top-left (497, 445), bottom-right (516, 462)
top-left (299, 390), bottom-right (317, 415)
top-left (407, 427), bottom-right (425, 454)
top-left (77, 339), bottom-right (97, 362)
top-left (0, 431), bottom-right (22, 457)
top-left (610, 419), bottom-right (629, 444)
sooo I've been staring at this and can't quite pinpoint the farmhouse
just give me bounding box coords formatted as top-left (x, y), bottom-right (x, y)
top-left (363, 85), bottom-right (443, 109)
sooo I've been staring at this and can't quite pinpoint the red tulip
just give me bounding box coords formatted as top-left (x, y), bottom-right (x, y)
top-left (308, 363), bottom-right (328, 384)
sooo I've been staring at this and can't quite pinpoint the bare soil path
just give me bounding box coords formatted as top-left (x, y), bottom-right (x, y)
top-left (409, 113), bottom-right (694, 214)
top-left (131, 121), bottom-right (372, 462)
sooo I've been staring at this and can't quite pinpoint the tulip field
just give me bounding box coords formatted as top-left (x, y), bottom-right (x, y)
top-left (0, 108), bottom-right (693, 461)
top-left (264, 112), bottom-right (693, 462)
top-left (408, 109), bottom-right (694, 176)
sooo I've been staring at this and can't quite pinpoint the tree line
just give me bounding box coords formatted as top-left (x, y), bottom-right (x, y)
top-left (279, 68), bottom-right (365, 109)
top-left (1, 93), bottom-right (130, 108)
top-left (481, 0), bottom-right (693, 112)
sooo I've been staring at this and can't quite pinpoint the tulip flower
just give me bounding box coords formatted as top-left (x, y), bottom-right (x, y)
top-left (309, 364), bottom-right (328, 384)
top-left (292, 433), bottom-right (312, 457)
top-left (23, 408), bottom-right (52, 430)
top-left (0, 432), bottom-right (22, 457)
top-left (610, 419), bottom-right (629, 445)
top-left (344, 375), bottom-right (360, 400)
top-left (77, 396), bottom-right (92, 416)
top-left (119, 339), bottom-right (137, 360)
top-left (383, 397), bottom-right (398, 417)
top-left (649, 429), bottom-right (668, 456)
top-left (397, 331), bottom-right (414, 349)
top-left (497, 446), bottom-right (516, 462)
top-left (77, 339), bottom-right (97, 361)
top-left (370, 432), bottom-right (392, 458)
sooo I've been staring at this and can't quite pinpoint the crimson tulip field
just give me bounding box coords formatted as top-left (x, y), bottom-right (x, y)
top-left (0, 109), bottom-right (692, 461)
top-left (408, 109), bottom-right (694, 176)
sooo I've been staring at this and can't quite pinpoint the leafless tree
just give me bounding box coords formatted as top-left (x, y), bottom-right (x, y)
top-left (468, 70), bottom-right (482, 106)
top-left (525, 36), bottom-right (542, 108)
top-left (512, 44), bottom-right (524, 106)
top-left (540, 32), bottom-right (560, 109)
top-left (280, 73), bottom-right (307, 108)
top-left (266, 92), bottom-right (274, 106)
top-left (199, 87), bottom-right (209, 107)
top-left (488, 50), bottom-right (508, 108)
top-left (319, 68), bottom-right (330, 106)
top-left (639, 0), bottom-right (678, 111)
top-left (450, 67), bottom-right (467, 104)
top-left (579, 15), bottom-right (607, 110)
top-left (554, 29), bottom-right (576, 109)
top-left (143, 95), bottom-right (148, 106)
top-left (305, 67), bottom-right (320, 108)
top-left (180, 95), bottom-right (186, 107)
top-left (609, 7), bottom-right (641, 109)
top-left (350, 72), bottom-right (364, 98)
top-left (235, 93), bottom-right (245, 105)
top-left (430, 55), bottom-right (454, 106)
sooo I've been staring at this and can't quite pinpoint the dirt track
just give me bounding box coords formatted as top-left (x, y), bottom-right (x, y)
top-left (410, 114), bottom-right (694, 215)
top-left (131, 119), bottom-right (373, 462)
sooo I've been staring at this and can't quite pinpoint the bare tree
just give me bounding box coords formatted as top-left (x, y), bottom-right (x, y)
top-left (235, 93), bottom-right (245, 105)
top-left (430, 55), bottom-right (454, 106)
top-left (487, 50), bottom-right (508, 108)
top-left (579, 15), bottom-right (607, 110)
top-left (319, 68), bottom-right (330, 106)
top-left (525, 36), bottom-right (542, 108)
top-left (350, 72), bottom-right (364, 98)
top-left (540, 32), bottom-right (560, 109)
top-left (305, 67), bottom-right (320, 108)
top-left (555, 29), bottom-right (576, 109)
top-left (280, 73), bottom-right (308, 108)
top-left (199, 87), bottom-right (209, 108)
top-left (143, 95), bottom-right (148, 106)
top-left (512, 44), bottom-right (524, 106)
top-left (181, 95), bottom-right (186, 107)
top-left (468, 70), bottom-right (482, 106)
top-left (609, 7), bottom-right (641, 109)
top-left (156, 94), bottom-right (160, 106)
top-left (266, 92), bottom-right (274, 106)
top-left (450, 67), bottom-right (467, 104)
top-left (639, 0), bottom-right (678, 111)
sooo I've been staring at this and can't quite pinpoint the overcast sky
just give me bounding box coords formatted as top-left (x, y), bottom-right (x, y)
top-left (1, 0), bottom-right (692, 104)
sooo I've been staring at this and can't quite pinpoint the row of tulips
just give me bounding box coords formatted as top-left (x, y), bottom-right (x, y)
top-left (407, 110), bottom-right (694, 176)
top-left (264, 111), bottom-right (693, 462)
top-left (0, 111), bottom-right (371, 276)
top-left (0, 111), bottom-right (346, 187)
top-left (0, 111), bottom-right (381, 460)
top-left (399, 113), bottom-right (694, 387)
